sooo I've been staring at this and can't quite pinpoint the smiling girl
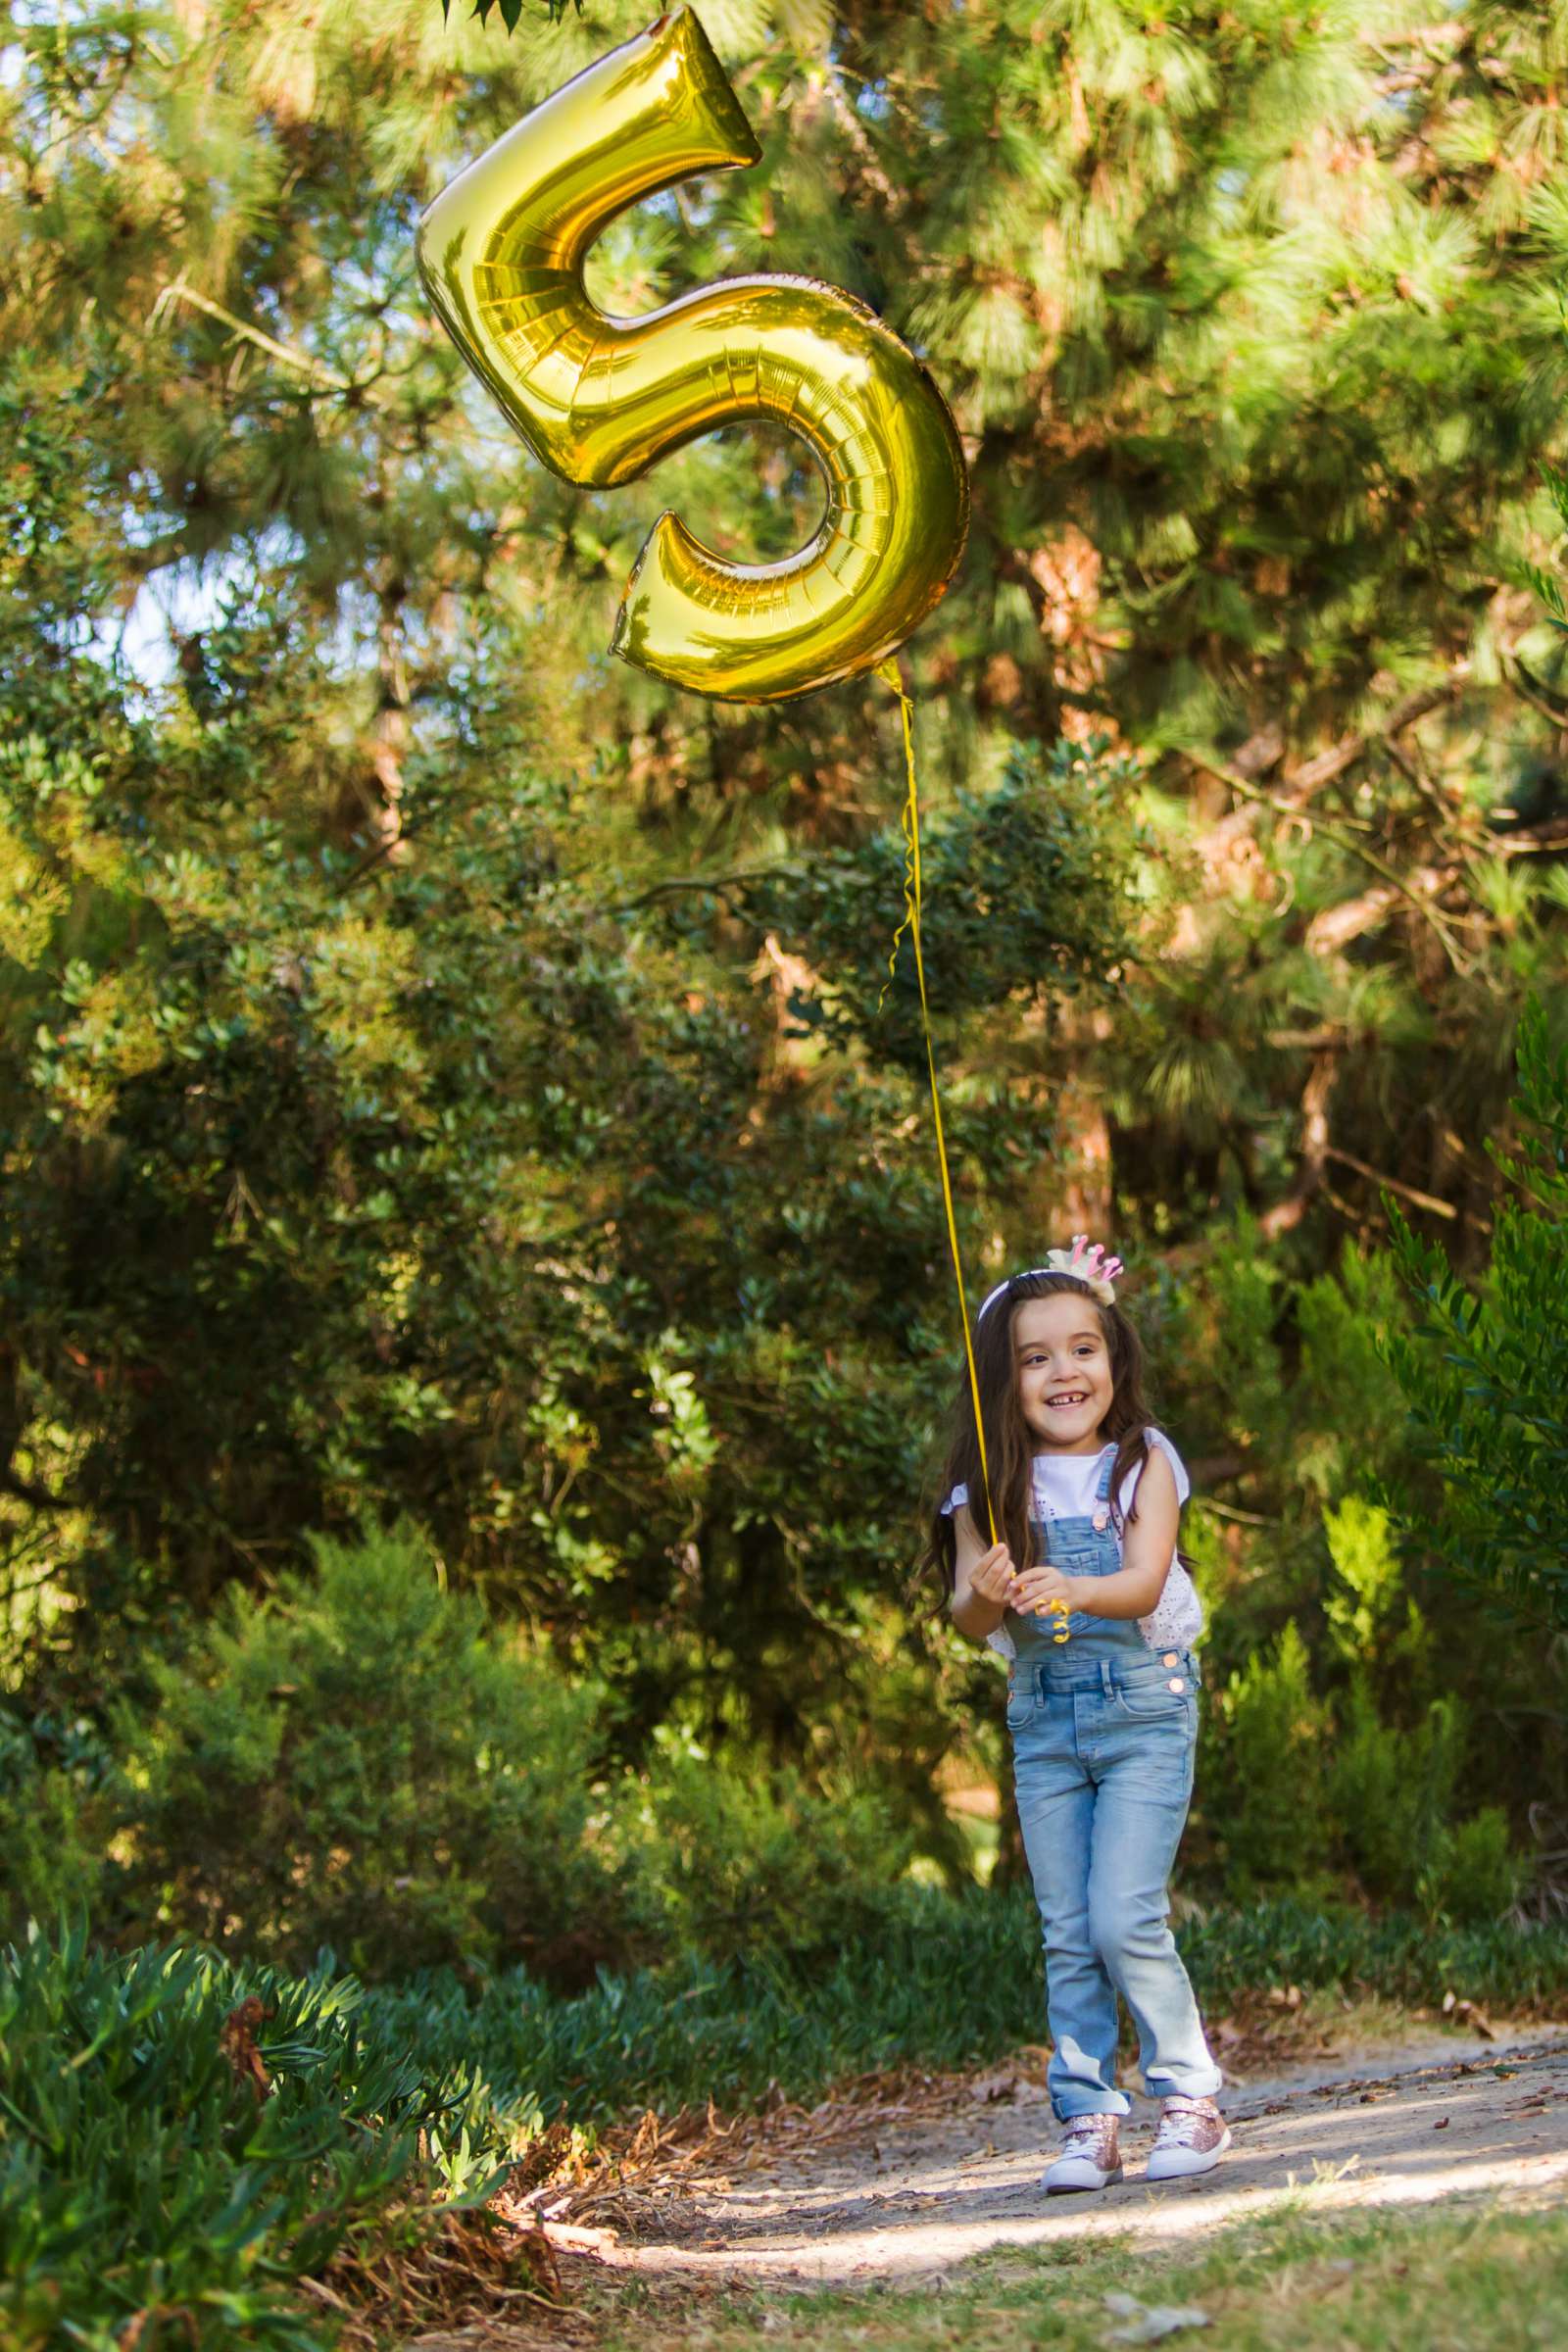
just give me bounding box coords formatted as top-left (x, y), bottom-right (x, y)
top-left (931, 1240), bottom-right (1228, 2195)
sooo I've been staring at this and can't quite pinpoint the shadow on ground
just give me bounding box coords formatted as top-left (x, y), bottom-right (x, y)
top-left (544, 2028), bottom-right (1568, 2289)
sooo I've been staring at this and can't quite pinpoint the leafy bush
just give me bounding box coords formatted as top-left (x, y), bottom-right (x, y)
top-left (112, 1525), bottom-right (626, 1984)
top-left (0, 1704), bottom-right (114, 1940)
top-left (1207, 1622), bottom-right (1329, 1890)
top-left (1386, 997), bottom-right (1568, 1629)
top-left (620, 1745), bottom-right (916, 1971)
top-left (1294, 1245), bottom-right (1415, 1504)
top-left (1433, 1808), bottom-right (1523, 1927)
top-left (1326, 1682), bottom-right (1466, 1910)
top-left (1171, 1897), bottom-right (1568, 2015)
top-left (1196, 1488), bottom-right (1526, 1918)
top-left (1322, 1496), bottom-right (1416, 1668)
top-left (0, 1917), bottom-right (514, 2352)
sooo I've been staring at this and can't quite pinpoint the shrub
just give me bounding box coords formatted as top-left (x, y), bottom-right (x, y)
top-left (363, 1891), bottom-right (1568, 2129)
top-left (1294, 1243), bottom-right (1414, 1503)
top-left (1328, 1681), bottom-right (1462, 1904)
top-left (0, 1704), bottom-right (112, 1941)
top-left (1430, 1806), bottom-right (1523, 1926)
top-left (1208, 1622), bottom-right (1330, 1891)
top-left (112, 1524), bottom-right (626, 1984)
top-left (1385, 997), bottom-right (1568, 1630)
top-left (1326, 1684), bottom-right (1524, 1922)
top-left (620, 1744), bottom-right (916, 1971)
top-left (0, 1916), bottom-right (514, 2352)
top-left (1322, 1496), bottom-right (1412, 1667)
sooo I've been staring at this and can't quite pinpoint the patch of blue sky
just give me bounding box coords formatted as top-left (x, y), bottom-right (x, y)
top-left (849, 75), bottom-right (891, 123)
top-left (88, 523), bottom-right (315, 697)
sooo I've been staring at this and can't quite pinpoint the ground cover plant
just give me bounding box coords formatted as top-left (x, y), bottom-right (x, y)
top-left (361, 1892), bottom-right (1568, 2128)
top-left (0, 1919), bottom-right (519, 2352)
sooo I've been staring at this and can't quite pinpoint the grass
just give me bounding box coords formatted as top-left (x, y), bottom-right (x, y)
top-left (601, 2199), bottom-right (1568, 2350)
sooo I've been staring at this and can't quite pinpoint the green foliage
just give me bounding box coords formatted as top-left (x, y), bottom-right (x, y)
top-left (624, 1746), bottom-right (916, 1972)
top-left (1160, 1219), bottom-right (1290, 1464)
top-left (6, 0), bottom-right (1568, 1954)
top-left (1322, 1497), bottom-right (1412, 1667)
top-left (1295, 1248), bottom-right (1417, 1506)
top-left (735, 735), bottom-right (1148, 1067)
top-left (1437, 1808), bottom-right (1524, 1929)
top-left (1200, 1495), bottom-right (1526, 1924)
top-left (0, 1917), bottom-right (514, 2352)
top-left (362, 1890), bottom-right (1568, 2130)
top-left (1326, 1682), bottom-right (1465, 1912)
top-left (445, 1), bottom-right (580, 34)
top-left (0, 1747), bottom-right (105, 1944)
top-left (1386, 999), bottom-right (1568, 1629)
top-left (1207, 1623), bottom-right (1329, 1892)
top-left (1335, 1693), bottom-right (1523, 1929)
top-left (111, 1526), bottom-right (623, 1984)
top-left (1168, 1895), bottom-right (1567, 2016)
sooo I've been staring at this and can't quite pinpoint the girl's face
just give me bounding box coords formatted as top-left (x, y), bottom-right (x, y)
top-left (1011, 1292), bottom-right (1114, 1454)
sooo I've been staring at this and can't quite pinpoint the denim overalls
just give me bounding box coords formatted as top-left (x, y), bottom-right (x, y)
top-left (1005, 1443), bottom-right (1222, 2120)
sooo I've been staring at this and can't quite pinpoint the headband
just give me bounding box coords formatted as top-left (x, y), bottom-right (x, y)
top-left (977, 1236), bottom-right (1125, 1318)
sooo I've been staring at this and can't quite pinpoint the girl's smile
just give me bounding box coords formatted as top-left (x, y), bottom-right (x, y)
top-left (1012, 1293), bottom-right (1114, 1454)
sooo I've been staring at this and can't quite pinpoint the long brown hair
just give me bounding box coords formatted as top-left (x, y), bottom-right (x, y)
top-left (923, 1270), bottom-right (1158, 1594)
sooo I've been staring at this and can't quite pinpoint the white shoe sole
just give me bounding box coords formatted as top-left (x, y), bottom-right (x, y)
top-left (1043, 2159), bottom-right (1125, 2194)
top-left (1146, 2126), bottom-right (1232, 2181)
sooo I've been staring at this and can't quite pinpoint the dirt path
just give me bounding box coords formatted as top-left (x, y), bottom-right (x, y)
top-left (548, 2025), bottom-right (1568, 2290)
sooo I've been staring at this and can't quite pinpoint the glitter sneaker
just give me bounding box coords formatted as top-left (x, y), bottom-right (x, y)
top-left (1146, 2093), bottom-right (1231, 2180)
top-left (1043, 2112), bottom-right (1123, 2194)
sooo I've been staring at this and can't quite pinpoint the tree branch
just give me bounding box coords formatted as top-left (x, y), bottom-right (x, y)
top-left (608, 866), bottom-right (806, 916)
top-left (1274, 674), bottom-right (1469, 806)
top-left (1323, 1144), bottom-right (1458, 1220)
top-left (148, 282), bottom-right (366, 399)
top-left (1184, 750), bottom-right (1473, 974)
top-left (1259, 1048), bottom-right (1338, 1239)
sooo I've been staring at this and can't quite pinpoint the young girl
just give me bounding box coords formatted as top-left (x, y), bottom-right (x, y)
top-left (933, 1239), bottom-right (1228, 2194)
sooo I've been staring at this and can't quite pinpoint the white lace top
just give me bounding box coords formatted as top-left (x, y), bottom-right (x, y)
top-left (942, 1431), bottom-right (1204, 1658)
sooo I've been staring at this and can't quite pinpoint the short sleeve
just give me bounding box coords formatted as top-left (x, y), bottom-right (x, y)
top-left (1119, 1429), bottom-right (1190, 1520)
top-left (1147, 1429), bottom-right (1190, 1506)
top-left (940, 1481), bottom-right (969, 1519)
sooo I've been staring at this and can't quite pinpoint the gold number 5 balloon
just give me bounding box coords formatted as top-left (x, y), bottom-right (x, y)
top-left (416, 8), bottom-right (969, 703)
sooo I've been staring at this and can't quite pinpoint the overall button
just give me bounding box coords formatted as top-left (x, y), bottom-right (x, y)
top-left (1161, 1651), bottom-right (1179, 1668)
top-left (1168, 1676), bottom-right (1186, 1692)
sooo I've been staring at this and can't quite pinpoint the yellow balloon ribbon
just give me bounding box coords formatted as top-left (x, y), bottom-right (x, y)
top-left (416, 8), bottom-right (969, 703)
top-left (878, 662), bottom-right (1068, 1642)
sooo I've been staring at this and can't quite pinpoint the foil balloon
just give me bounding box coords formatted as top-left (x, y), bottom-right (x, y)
top-left (416, 8), bottom-right (969, 702)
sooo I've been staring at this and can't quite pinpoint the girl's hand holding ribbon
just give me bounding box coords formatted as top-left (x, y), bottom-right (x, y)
top-left (1010, 1563), bottom-right (1077, 1618)
top-left (968, 1547), bottom-right (1075, 1644)
top-left (969, 1542), bottom-right (1019, 1607)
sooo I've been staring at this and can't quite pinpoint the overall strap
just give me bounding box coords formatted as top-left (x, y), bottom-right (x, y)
top-left (1094, 1440), bottom-right (1123, 1538)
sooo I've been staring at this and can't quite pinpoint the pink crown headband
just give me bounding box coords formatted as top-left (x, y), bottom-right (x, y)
top-left (976, 1236), bottom-right (1125, 1319)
